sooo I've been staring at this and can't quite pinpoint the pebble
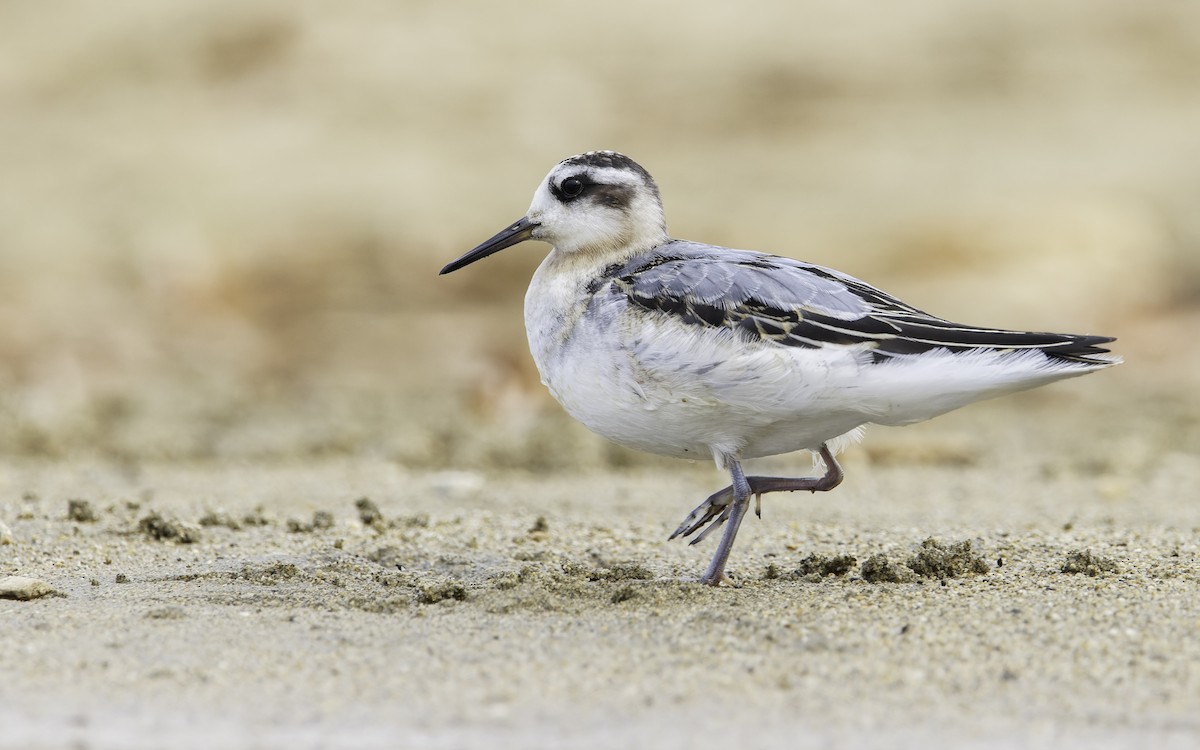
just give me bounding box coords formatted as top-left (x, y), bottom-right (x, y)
top-left (0, 519), bottom-right (12, 545)
top-left (0, 575), bottom-right (58, 600)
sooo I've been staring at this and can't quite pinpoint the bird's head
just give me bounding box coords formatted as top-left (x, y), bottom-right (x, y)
top-left (440, 151), bottom-right (668, 275)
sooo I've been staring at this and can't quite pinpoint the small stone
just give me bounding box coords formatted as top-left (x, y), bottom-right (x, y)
top-left (355, 497), bottom-right (384, 527)
top-left (794, 553), bottom-right (857, 580)
top-left (0, 575), bottom-right (58, 600)
top-left (1061, 549), bottom-right (1119, 576)
top-left (242, 506), bottom-right (270, 526)
top-left (861, 554), bottom-right (918, 583)
top-left (287, 512), bottom-right (334, 533)
top-left (416, 579), bottom-right (467, 604)
top-left (237, 562), bottom-right (299, 584)
top-left (198, 511), bottom-right (242, 530)
top-left (286, 518), bottom-right (311, 533)
top-left (67, 499), bottom-right (99, 523)
top-left (0, 520), bottom-right (13, 545)
top-left (590, 562), bottom-right (654, 582)
top-left (905, 538), bottom-right (990, 579)
top-left (138, 512), bottom-right (202, 544)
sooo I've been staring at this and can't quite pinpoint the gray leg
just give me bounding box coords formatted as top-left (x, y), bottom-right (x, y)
top-left (671, 445), bottom-right (844, 545)
top-left (698, 459), bottom-right (752, 586)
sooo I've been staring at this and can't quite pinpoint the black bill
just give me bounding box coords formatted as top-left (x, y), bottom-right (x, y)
top-left (439, 216), bottom-right (538, 275)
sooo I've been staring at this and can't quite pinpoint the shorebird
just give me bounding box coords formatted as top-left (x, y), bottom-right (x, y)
top-left (439, 151), bottom-right (1120, 586)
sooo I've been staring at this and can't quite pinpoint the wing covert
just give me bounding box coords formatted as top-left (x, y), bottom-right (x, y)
top-left (600, 241), bottom-right (1116, 364)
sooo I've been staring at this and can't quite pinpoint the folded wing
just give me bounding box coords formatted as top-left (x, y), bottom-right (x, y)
top-left (600, 241), bottom-right (1116, 365)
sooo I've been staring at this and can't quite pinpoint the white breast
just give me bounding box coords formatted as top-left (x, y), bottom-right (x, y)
top-left (524, 253), bottom-right (871, 462)
top-left (522, 248), bottom-right (1101, 467)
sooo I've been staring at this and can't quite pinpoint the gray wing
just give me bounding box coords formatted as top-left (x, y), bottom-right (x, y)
top-left (598, 241), bottom-right (1115, 363)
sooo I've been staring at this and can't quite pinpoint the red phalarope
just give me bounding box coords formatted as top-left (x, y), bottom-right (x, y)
top-left (440, 151), bottom-right (1121, 586)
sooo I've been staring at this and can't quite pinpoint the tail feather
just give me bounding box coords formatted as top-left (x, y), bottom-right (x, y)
top-left (862, 342), bottom-right (1120, 427)
top-left (1042, 334), bottom-right (1120, 366)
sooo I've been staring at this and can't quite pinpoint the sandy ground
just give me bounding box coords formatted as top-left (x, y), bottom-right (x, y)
top-left (4, 361), bottom-right (1200, 750)
top-left (3, 1), bottom-right (1200, 748)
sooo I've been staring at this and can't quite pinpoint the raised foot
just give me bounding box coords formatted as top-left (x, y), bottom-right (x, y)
top-left (668, 446), bottom-right (845, 547)
top-left (668, 485), bottom-right (736, 544)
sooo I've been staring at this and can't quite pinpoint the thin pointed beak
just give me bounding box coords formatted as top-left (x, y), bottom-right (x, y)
top-left (439, 216), bottom-right (538, 275)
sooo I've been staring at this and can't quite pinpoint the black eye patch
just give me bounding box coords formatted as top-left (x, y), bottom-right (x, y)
top-left (550, 174), bottom-right (635, 210)
top-left (551, 174), bottom-right (594, 202)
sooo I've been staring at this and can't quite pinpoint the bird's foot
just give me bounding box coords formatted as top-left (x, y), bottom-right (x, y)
top-left (697, 570), bottom-right (738, 587)
top-left (668, 485), bottom-right (734, 543)
top-left (670, 487), bottom-right (765, 545)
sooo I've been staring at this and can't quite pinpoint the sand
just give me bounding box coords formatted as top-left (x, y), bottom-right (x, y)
top-left (4, 369), bottom-right (1200, 749)
top-left (3, 1), bottom-right (1200, 747)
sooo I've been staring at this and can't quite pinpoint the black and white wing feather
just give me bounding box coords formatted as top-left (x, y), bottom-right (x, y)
top-left (598, 241), bottom-right (1115, 365)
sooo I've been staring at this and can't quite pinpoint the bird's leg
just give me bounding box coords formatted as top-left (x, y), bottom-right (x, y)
top-left (698, 459), bottom-right (752, 586)
top-left (670, 445), bottom-right (844, 544)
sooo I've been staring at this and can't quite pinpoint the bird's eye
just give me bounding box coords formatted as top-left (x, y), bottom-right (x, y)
top-left (560, 177), bottom-right (585, 198)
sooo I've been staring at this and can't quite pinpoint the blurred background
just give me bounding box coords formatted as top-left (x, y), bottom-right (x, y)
top-left (1, 0), bottom-right (1197, 470)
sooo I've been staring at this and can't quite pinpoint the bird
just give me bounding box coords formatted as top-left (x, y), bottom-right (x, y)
top-left (439, 150), bottom-right (1121, 586)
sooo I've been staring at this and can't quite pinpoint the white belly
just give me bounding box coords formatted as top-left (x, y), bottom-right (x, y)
top-left (541, 346), bottom-right (867, 462)
top-left (522, 250), bottom-right (1093, 465)
top-left (524, 255), bottom-right (869, 462)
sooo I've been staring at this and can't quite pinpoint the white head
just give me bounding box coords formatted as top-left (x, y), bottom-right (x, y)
top-left (440, 151), bottom-right (669, 275)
